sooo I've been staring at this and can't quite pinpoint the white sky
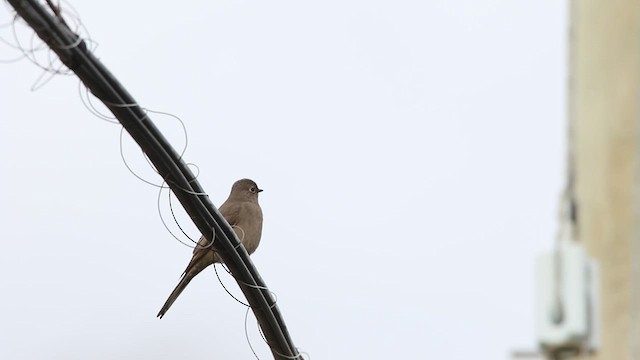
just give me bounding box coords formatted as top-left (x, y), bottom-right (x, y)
top-left (0, 1), bottom-right (567, 359)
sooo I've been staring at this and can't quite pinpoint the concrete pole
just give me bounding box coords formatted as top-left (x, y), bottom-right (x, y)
top-left (570, 0), bottom-right (640, 359)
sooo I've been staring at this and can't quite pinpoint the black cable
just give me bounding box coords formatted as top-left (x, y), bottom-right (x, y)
top-left (5, 0), bottom-right (300, 358)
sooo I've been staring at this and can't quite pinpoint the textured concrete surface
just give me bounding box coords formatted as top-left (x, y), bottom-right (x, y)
top-left (571, 1), bottom-right (640, 359)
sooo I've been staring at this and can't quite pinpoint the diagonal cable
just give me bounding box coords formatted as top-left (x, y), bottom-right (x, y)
top-left (5, 1), bottom-right (300, 358)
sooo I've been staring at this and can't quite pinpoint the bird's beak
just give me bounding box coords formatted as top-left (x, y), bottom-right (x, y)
top-left (257, 188), bottom-right (264, 193)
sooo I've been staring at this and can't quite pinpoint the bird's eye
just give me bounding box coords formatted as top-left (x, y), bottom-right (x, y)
top-left (250, 187), bottom-right (256, 193)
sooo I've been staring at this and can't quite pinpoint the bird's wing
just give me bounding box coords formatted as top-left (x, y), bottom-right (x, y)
top-left (188, 200), bottom-right (240, 255)
top-left (185, 200), bottom-right (245, 266)
top-left (219, 200), bottom-right (241, 226)
top-left (219, 200), bottom-right (254, 243)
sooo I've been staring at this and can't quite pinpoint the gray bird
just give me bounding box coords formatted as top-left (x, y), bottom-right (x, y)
top-left (157, 178), bottom-right (263, 318)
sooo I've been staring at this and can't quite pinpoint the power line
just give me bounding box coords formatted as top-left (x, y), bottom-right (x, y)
top-left (5, 1), bottom-right (301, 358)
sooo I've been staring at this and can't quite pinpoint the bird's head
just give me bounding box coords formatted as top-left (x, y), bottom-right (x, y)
top-left (230, 178), bottom-right (263, 201)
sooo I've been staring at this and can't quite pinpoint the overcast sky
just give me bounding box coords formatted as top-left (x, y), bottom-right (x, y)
top-left (0, 1), bottom-right (566, 359)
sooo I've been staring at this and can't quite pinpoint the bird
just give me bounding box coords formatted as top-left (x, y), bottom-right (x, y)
top-left (157, 178), bottom-right (263, 318)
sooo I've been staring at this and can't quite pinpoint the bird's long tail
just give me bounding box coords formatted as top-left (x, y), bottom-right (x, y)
top-left (158, 248), bottom-right (216, 319)
top-left (157, 273), bottom-right (195, 319)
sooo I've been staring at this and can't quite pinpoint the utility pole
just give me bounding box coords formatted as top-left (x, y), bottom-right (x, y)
top-left (570, 0), bottom-right (640, 359)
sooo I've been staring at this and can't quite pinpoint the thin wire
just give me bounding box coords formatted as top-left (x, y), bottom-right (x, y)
top-left (0, 25), bottom-right (23, 48)
top-left (0, 23), bottom-right (29, 62)
top-left (233, 225), bottom-right (245, 242)
top-left (143, 108), bottom-right (190, 159)
top-left (6, 0), bottom-right (208, 249)
top-left (214, 264), bottom-right (250, 307)
top-left (0, 16), bottom-right (29, 63)
top-left (116, 111), bottom-right (203, 194)
top-left (3, 1), bottom-right (88, 78)
top-left (82, 68), bottom-right (205, 201)
top-left (108, 98), bottom-right (205, 196)
top-left (55, 33), bottom-right (82, 50)
top-left (0, 15), bottom-right (16, 29)
top-left (120, 127), bottom-right (168, 188)
top-left (167, 187), bottom-right (197, 244)
top-left (30, 61), bottom-right (65, 90)
top-left (11, 19), bottom-right (52, 71)
top-left (0, 54), bottom-right (26, 63)
top-left (219, 260), bottom-right (276, 299)
top-left (212, 230), bottom-right (278, 308)
top-left (213, 225), bottom-right (250, 306)
top-left (45, 0), bottom-right (89, 52)
top-left (98, 99), bottom-right (191, 161)
top-left (156, 181), bottom-right (201, 249)
top-left (264, 342), bottom-right (306, 360)
top-left (244, 298), bottom-right (307, 360)
top-left (79, 81), bottom-right (120, 123)
top-left (245, 307), bottom-right (262, 360)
